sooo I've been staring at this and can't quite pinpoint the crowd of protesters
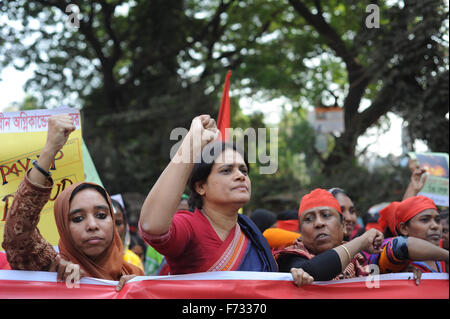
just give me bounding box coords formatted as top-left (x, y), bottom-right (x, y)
top-left (0, 114), bottom-right (448, 292)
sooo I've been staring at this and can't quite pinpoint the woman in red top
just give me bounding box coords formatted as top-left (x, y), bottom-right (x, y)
top-left (139, 115), bottom-right (278, 275)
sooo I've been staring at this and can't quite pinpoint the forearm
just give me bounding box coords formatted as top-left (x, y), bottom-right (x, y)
top-left (139, 133), bottom-right (197, 235)
top-left (29, 145), bottom-right (58, 187)
top-left (403, 168), bottom-right (426, 200)
top-left (2, 171), bottom-right (57, 270)
top-left (407, 237), bottom-right (449, 262)
top-left (402, 184), bottom-right (418, 200)
top-left (334, 236), bottom-right (367, 270)
top-left (279, 250), bottom-right (342, 281)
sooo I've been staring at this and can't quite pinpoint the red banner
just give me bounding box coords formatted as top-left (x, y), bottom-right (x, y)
top-left (0, 270), bottom-right (448, 299)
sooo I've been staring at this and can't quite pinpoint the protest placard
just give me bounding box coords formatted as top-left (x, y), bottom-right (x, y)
top-left (0, 108), bottom-right (84, 247)
top-left (408, 152), bottom-right (449, 207)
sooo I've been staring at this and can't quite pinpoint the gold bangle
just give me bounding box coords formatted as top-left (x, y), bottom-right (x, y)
top-left (341, 245), bottom-right (352, 263)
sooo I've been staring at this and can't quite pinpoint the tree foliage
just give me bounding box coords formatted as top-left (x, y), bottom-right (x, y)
top-left (0, 0), bottom-right (448, 216)
top-left (225, 0), bottom-right (449, 172)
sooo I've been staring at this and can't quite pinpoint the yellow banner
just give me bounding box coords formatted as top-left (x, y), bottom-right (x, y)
top-left (0, 108), bottom-right (84, 247)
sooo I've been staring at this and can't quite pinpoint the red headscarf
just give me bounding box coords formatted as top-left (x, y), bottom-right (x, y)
top-left (377, 201), bottom-right (400, 235)
top-left (365, 222), bottom-right (383, 232)
top-left (276, 220), bottom-right (300, 232)
top-left (395, 196), bottom-right (437, 233)
top-left (298, 188), bottom-right (342, 219)
top-left (53, 182), bottom-right (143, 280)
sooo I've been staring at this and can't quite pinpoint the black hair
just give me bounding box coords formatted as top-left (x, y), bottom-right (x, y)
top-left (187, 141), bottom-right (249, 210)
top-left (328, 187), bottom-right (349, 199)
top-left (440, 210), bottom-right (449, 225)
top-left (384, 227), bottom-right (395, 238)
top-left (328, 187), bottom-right (355, 224)
top-left (250, 209), bottom-right (277, 233)
top-left (277, 210), bottom-right (298, 221)
top-left (129, 232), bottom-right (146, 250)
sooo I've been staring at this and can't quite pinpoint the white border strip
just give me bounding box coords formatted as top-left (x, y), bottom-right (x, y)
top-left (129, 271), bottom-right (448, 284)
top-left (127, 271), bottom-right (295, 283)
top-left (311, 272), bottom-right (449, 286)
top-left (0, 270), bottom-right (117, 286)
top-left (1, 270), bottom-right (448, 286)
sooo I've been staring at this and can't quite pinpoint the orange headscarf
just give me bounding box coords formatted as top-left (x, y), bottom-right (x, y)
top-left (395, 195), bottom-right (437, 233)
top-left (263, 228), bottom-right (301, 249)
top-left (53, 182), bottom-right (143, 280)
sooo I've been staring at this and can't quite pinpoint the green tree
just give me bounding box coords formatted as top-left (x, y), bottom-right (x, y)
top-left (221, 0), bottom-right (449, 173)
top-left (0, 0), bottom-right (261, 193)
top-left (205, 0), bottom-right (447, 215)
top-left (1, 0), bottom-right (447, 214)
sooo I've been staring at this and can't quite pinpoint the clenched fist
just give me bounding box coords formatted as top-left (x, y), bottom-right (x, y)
top-left (44, 114), bottom-right (76, 156)
top-left (189, 114), bottom-right (219, 150)
top-left (173, 114), bottom-right (219, 164)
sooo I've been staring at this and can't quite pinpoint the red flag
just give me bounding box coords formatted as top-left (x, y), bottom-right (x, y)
top-left (217, 70), bottom-right (232, 141)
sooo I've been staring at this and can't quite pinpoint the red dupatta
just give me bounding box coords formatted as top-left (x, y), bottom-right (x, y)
top-left (204, 223), bottom-right (250, 272)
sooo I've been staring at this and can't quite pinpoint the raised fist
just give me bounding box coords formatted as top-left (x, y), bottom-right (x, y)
top-left (45, 114), bottom-right (76, 155)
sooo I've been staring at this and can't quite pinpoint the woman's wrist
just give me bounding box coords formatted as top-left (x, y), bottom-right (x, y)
top-left (354, 234), bottom-right (370, 252)
top-left (38, 145), bottom-right (59, 170)
top-left (174, 131), bottom-right (203, 164)
top-left (29, 145), bottom-right (58, 185)
top-left (42, 142), bottom-right (60, 157)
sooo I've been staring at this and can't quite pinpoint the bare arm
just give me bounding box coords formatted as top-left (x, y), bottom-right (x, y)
top-left (407, 237), bottom-right (449, 262)
top-left (403, 167), bottom-right (427, 200)
top-left (139, 115), bottom-right (218, 235)
top-left (30, 114), bottom-right (76, 186)
top-left (289, 228), bottom-right (383, 285)
top-left (334, 228), bottom-right (384, 270)
top-left (2, 114), bottom-right (76, 271)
